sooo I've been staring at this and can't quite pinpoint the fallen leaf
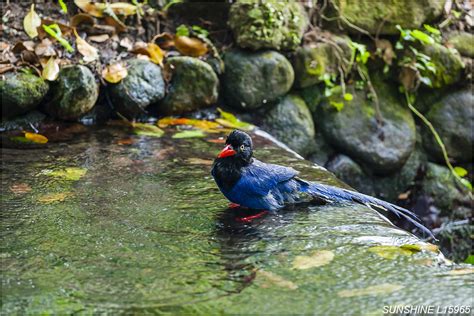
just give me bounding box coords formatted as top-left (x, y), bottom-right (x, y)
top-left (186, 158), bottom-right (213, 166)
top-left (375, 39), bottom-right (395, 65)
top-left (368, 245), bottom-right (415, 260)
top-left (116, 137), bottom-right (134, 145)
top-left (24, 132), bottom-right (48, 144)
top-left (102, 62), bottom-right (128, 83)
top-left (23, 41), bottom-right (36, 51)
top-left (157, 117), bottom-right (221, 132)
top-left (10, 183), bottom-right (32, 194)
top-left (70, 13), bottom-right (95, 28)
top-left (174, 35), bottom-right (208, 57)
top-left (23, 4), bottom-right (41, 39)
top-left (38, 192), bottom-right (73, 204)
top-left (293, 250), bottom-right (334, 270)
top-left (216, 108), bottom-right (254, 131)
top-left (88, 34), bottom-right (109, 43)
top-left (119, 37), bottom-right (133, 50)
top-left (152, 32), bottom-right (175, 49)
top-left (74, 0), bottom-right (104, 17)
top-left (146, 43), bottom-right (164, 65)
top-left (43, 167), bottom-right (87, 181)
top-left (42, 57), bottom-right (59, 81)
top-left (206, 138), bottom-right (226, 144)
top-left (109, 2), bottom-right (137, 16)
top-left (35, 38), bottom-right (56, 57)
top-left (337, 284), bottom-right (404, 298)
top-left (400, 243), bottom-right (439, 253)
top-left (447, 268), bottom-right (474, 276)
top-left (257, 270), bottom-right (298, 290)
top-left (132, 123), bottom-right (164, 138)
top-left (397, 191), bottom-right (410, 200)
top-left (172, 130), bottom-right (206, 139)
top-left (74, 29), bottom-right (99, 62)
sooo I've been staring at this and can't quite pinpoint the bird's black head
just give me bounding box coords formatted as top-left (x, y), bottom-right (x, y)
top-left (216, 130), bottom-right (253, 164)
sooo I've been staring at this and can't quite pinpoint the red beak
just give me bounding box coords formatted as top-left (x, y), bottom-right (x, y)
top-left (217, 144), bottom-right (236, 158)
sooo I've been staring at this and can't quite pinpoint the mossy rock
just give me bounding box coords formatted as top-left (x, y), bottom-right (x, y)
top-left (160, 57), bottom-right (218, 115)
top-left (1, 72), bottom-right (48, 120)
top-left (422, 88), bottom-right (474, 163)
top-left (298, 84), bottom-right (325, 113)
top-left (109, 59), bottom-right (165, 119)
top-left (446, 31), bottom-right (474, 58)
top-left (223, 49), bottom-right (294, 110)
top-left (262, 94), bottom-right (315, 156)
top-left (0, 111), bottom-right (46, 132)
top-left (44, 65), bottom-right (98, 120)
top-left (421, 43), bottom-right (464, 88)
top-left (326, 0), bottom-right (444, 35)
top-left (320, 80), bottom-right (416, 175)
top-left (292, 36), bottom-right (351, 88)
top-left (228, 0), bottom-right (308, 51)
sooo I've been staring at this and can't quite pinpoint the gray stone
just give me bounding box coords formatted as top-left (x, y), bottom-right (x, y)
top-left (0, 111), bottom-right (46, 132)
top-left (44, 65), bottom-right (98, 120)
top-left (422, 88), bottom-right (474, 163)
top-left (447, 31), bottom-right (474, 58)
top-left (223, 49), bottom-right (294, 110)
top-left (228, 0), bottom-right (308, 51)
top-left (160, 57), bottom-right (218, 115)
top-left (320, 80), bottom-right (416, 174)
top-left (326, 154), bottom-right (376, 195)
top-left (1, 72), bottom-right (48, 120)
top-left (421, 43), bottom-right (464, 88)
top-left (109, 59), bottom-right (165, 119)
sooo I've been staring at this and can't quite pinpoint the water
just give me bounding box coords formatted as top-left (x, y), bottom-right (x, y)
top-left (1, 125), bottom-right (472, 314)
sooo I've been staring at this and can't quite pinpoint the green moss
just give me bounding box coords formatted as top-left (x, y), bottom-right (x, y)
top-left (447, 31), bottom-right (474, 58)
top-left (421, 43), bottom-right (464, 88)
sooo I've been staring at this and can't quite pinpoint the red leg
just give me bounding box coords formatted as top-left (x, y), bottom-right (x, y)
top-left (235, 210), bottom-right (269, 223)
top-left (228, 202), bottom-right (241, 209)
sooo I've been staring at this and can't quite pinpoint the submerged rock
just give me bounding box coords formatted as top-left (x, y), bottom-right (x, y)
top-left (421, 43), bottom-right (464, 88)
top-left (446, 31), bottom-right (474, 58)
top-left (228, 0), bottom-right (308, 51)
top-left (422, 89), bottom-right (474, 163)
top-left (326, 0), bottom-right (444, 35)
top-left (1, 72), bottom-right (48, 120)
top-left (320, 81), bottom-right (416, 175)
top-left (292, 37), bottom-right (351, 88)
top-left (160, 57), bottom-right (218, 115)
top-left (109, 59), bottom-right (165, 119)
top-left (44, 65), bottom-right (98, 120)
top-left (0, 111), bottom-right (46, 132)
top-left (262, 94), bottom-right (315, 156)
top-left (223, 49), bottom-right (294, 110)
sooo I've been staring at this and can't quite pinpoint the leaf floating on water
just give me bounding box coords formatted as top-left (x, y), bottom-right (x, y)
top-left (10, 183), bottom-right (32, 194)
top-left (43, 167), bottom-right (87, 181)
top-left (24, 132), bottom-right (48, 144)
top-left (186, 158), bottom-right (213, 166)
top-left (158, 117), bottom-right (221, 132)
top-left (216, 108), bottom-right (254, 131)
top-left (292, 250), bottom-right (334, 270)
top-left (400, 243), bottom-right (439, 253)
top-left (447, 268), bottom-right (474, 276)
top-left (42, 57), bottom-right (60, 81)
top-left (257, 270), bottom-right (298, 290)
top-left (102, 62), bottom-right (128, 83)
top-left (337, 283), bottom-right (404, 298)
top-left (38, 192), bottom-right (73, 204)
top-left (74, 29), bottom-right (99, 62)
top-left (368, 245), bottom-right (414, 260)
top-left (172, 130), bottom-right (206, 139)
top-left (132, 123), bottom-right (164, 138)
top-left (24, 4), bottom-right (41, 39)
top-left (174, 35), bottom-right (208, 57)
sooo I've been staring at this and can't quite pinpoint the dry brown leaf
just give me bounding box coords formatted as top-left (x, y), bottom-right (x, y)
top-left (119, 37), bottom-right (133, 50)
top-left (74, 0), bottom-right (104, 18)
top-left (10, 183), bottom-right (32, 194)
top-left (42, 57), bottom-right (59, 81)
top-left (397, 191), bottom-right (410, 200)
top-left (12, 42), bottom-right (28, 54)
top-left (88, 34), bottom-right (109, 43)
top-left (74, 29), bottom-right (99, 62)
top-left (23, 41), bottom-right (35, 51)
top-left (293, 250), bottom-right (334, 270)
top-left (70, 13), bottom-right (95, 28)
top-left (23, 4), bottom-right (41, 39)
top-left (35, 38), bottom-right (56, 57)
top-left (153, 32), bottom-right (175, 49)
top-left (0, 41), bottom-right (9, 51)
top-left (103, 16), bottom-right (127, 33)
top-left (102, 62), bottom-right (128, 83)
top-left (376, 39), bottom-right (395, 65)
top-left (186, 158), bottom-right (214, 166)
top-left (109, 2), bottom-right (137, 16)
top-left (146, 43), bottom-right (164, 65)
top-left (174, 35), bottom-right (208, 57)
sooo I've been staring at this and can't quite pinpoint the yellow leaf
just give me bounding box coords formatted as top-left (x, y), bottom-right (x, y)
top-left (400, 243), bottom-right (439, 253)
top-left (42, 167), bottom-right (87, 181)
top-left (157, 117), bottom-right (221, 132)
top-left (132, 123), bottom-right (164, 137)
top-left (337, 284), bottom-right (404, 298)
top-left (216, 108), bottom-right (254, 131)
top-left (368, 245), bottom-right (414, 260)
top-left (74, 0), bottom-right (105, 17)
top-left (24, 132), bottom-right (48, 144)
top-left (292, 250), bottom-right (334, 270)
top-left (174, 35), bottom-right (208, 57)
top-left (74, 29), bottom-right (98, 62)
top-left (109, 2), bottom-right (137, 16)
top-left (38, 192), bottom-right (73, 204)
top-left (42, 57), bottom-right (59, 81)
top-left (257, 270), bottom-right (298, 290)
top-left (102, 62), bottom-right (128, 83)
top-left (146, 43), bottom-right (164, 66)
top-left (23, 4), bottom-right (41, 39)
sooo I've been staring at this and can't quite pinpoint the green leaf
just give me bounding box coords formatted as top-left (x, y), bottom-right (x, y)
top-left (368, 245), bottom-right (415, 259)
top-left (460, 178), bottom-right (472, 190)
top-left (419, 76), bottom-right (432, 87)
top-left (423, 24), bottom-right (440, 35)
top-left (330, 101), bottom-right (344, 112)
top-left (42, 24), bottom-right (74, 52)
top-left (343, 93), bottom-right (353, 101)
top-left (58, 0), bottom-right (68, 13)
top-left (465, 255), bottom-right (474, 265)
top-left (176, 24), bottom-right (189, 37)
top-left (43, 167), bottom-right (87, 181)
top-left (133, 123), bottom-right (164, 137)
top-left (172, 130), bottom-right (206, 139)
top-left (452, 10), bottom-right (461, 18)
top-left (216, 108), bottom-right (254, 131)
top-left (411, 30), bottom-right (435, 44)
top-left (454, 166), bottom-right (468, 177)
top-left (191, 25), bottom-right (209, 37)
top-left (162, 0), bottom-right (183, 11)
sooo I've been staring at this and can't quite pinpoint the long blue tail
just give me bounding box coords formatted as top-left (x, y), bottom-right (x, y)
top-left (298, 180), bottom-right (435, 240)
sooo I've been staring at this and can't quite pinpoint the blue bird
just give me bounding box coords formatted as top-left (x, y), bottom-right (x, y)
top-left (211, 130), bottom-right (434, 239)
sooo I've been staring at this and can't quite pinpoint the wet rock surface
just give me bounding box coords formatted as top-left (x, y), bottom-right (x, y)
top-left (223, 49), bottom-right (294, 110)
top-left (447, 31), bottom-right (474, 58)
top-left (43, 65), bottom-right (99, 121)
top-left (1, 72), bottom-right (49, 120)
top-left (421, 43), bottom-right (464, 88)
top-left (109, 59), bottom-right (165, 119)
top-left (160, 56), bottom-right (218, 115)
